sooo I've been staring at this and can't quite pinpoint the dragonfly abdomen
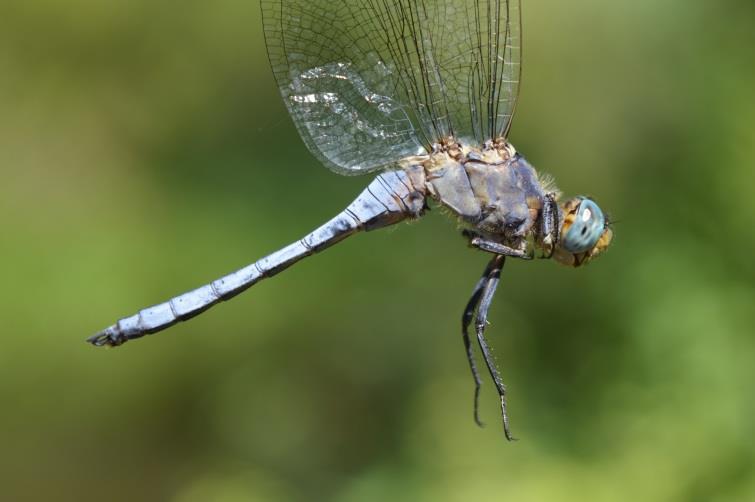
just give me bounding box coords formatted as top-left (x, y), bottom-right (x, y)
top-left (88, 169), bottom-right (426, 347)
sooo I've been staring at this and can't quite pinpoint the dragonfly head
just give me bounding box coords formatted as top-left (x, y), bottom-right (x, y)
top-left (553, 196), bottom-right (613, 267)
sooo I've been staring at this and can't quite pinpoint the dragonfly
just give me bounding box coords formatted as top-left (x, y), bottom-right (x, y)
top-left (89, 0), bottom-right (613, 440)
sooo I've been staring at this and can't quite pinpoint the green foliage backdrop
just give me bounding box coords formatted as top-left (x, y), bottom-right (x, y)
top-left (0, 1), bottom-right (752, 500)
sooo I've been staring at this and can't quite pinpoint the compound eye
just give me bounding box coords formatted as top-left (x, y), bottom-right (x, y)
top-left (561, 199), bottom-right (605, 253)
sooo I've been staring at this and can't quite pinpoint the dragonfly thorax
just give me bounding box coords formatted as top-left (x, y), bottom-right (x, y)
top-left (404, 139), bottom-right (613, 265)
top-left (428, 136), bottom-right (517, 163)
top-left (418, 140), bottom-right (548, 248)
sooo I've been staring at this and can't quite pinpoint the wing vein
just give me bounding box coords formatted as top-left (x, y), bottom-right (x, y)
top-left (261, 0), bottom-right (522, 174)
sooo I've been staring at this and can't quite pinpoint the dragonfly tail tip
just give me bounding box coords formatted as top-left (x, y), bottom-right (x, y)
top-left (86, 325), bottom-right (123, 348)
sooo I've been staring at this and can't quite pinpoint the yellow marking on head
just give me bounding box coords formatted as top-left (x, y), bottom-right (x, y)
top-left (561, 208), bottom-right (577, 233)
top-left (592, 226), bottom-right (614, 256)
top-left (554, 197), bottom-right (613, 267)
top-left (554, 226), bottom-right (613, 267)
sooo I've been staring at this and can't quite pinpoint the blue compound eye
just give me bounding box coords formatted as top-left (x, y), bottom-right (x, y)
top-left (562, 198), bottom-right (605, 253)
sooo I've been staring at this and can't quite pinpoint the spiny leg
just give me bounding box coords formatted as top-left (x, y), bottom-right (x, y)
top-left (471, 238), bottom-right (530, 259)
top-left (461, 257), bottom-right (500, 427)
top-left (474, 255), bottom-right (517, 441)
top-left (540, 192), bottom-right (560, 258)
top-left (463, 230), bottom-right (531, 259)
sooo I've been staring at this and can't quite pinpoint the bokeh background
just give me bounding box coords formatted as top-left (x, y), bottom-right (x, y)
top-left (1, 0), bottom-right (753, 500)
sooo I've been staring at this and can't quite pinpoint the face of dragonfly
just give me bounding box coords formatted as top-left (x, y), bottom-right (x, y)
top-left (554, 197), bottom-right (613, 267)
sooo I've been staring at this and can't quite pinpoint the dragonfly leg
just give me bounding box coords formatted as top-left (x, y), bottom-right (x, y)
top-left (474, 255), bottom-right (517, 441)
top-left (540, 192), bottom-right (560, 258)
top-left (464, 231), bottom-right (531, 260)
top-left (461, 257), bottom-right (500, 427)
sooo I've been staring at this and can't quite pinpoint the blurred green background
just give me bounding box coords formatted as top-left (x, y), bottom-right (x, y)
top-left (1, 1), bottom-right (753, 501)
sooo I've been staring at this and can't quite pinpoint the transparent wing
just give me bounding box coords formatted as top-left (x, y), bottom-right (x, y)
top-left (261, 0), bottom-right (522, 175)
top-left (441, 0), bottom-right (522, 142)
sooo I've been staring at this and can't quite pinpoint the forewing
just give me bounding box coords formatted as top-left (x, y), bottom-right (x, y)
top-left (442, 0), bottom-right (522, 141)
top-left (261, 1), bottom-right (522, 175)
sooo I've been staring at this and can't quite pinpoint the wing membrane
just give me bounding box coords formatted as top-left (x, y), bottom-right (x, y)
top-left (262, 0), bottom-right (522, 175)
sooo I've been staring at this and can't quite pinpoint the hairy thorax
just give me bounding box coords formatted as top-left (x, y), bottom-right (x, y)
top-left (402, 138), bottom-right (551, 245)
